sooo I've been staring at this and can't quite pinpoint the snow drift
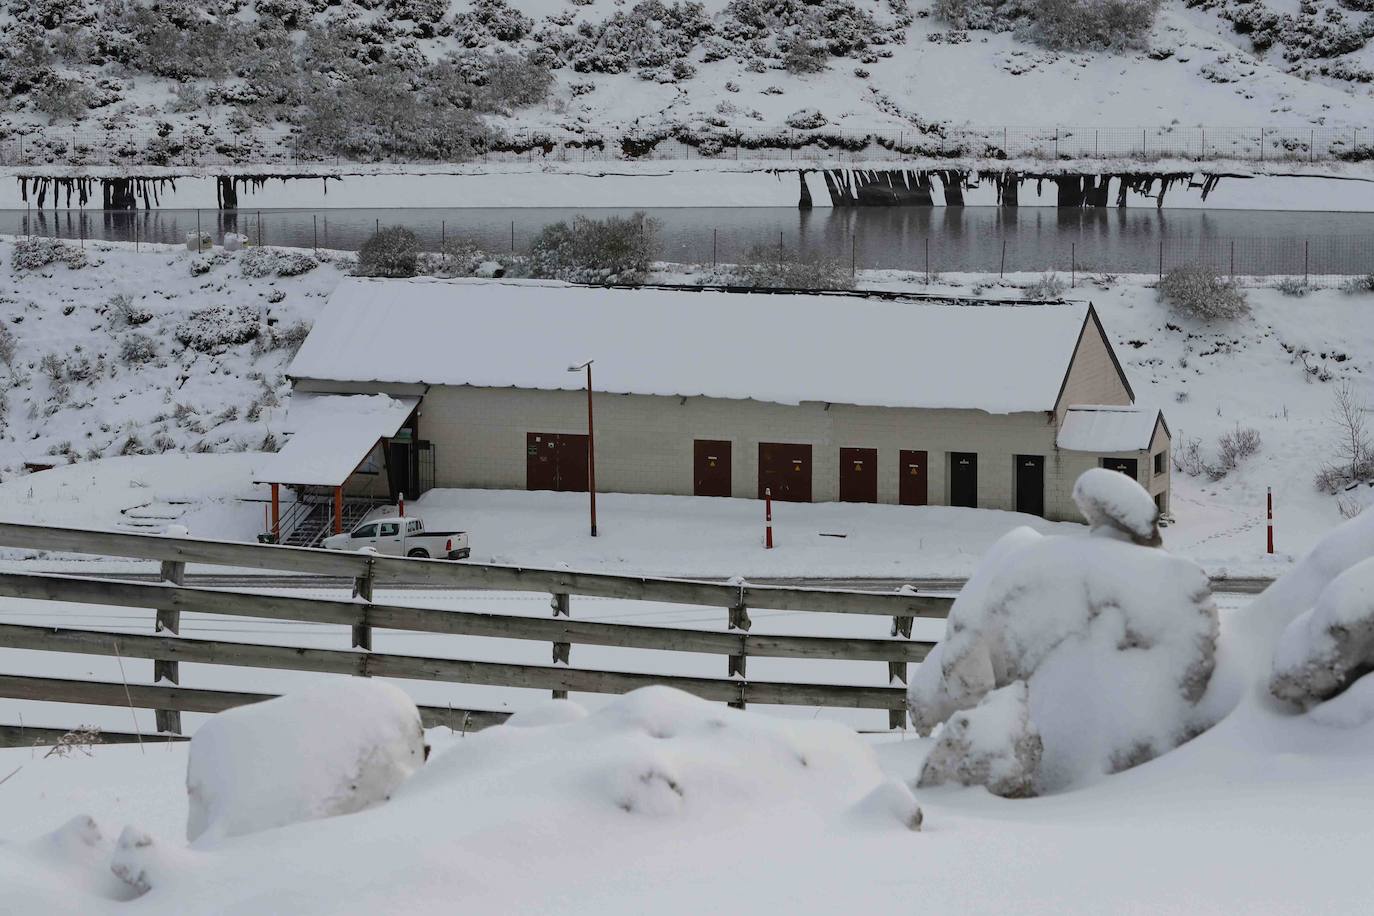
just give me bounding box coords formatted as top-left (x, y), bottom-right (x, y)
top-left (185, 680), bottom-right (427, 844)
top-left (908, 470), bottom-right (1217, 795)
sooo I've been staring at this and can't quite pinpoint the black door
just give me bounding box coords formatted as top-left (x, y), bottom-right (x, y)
top-left (1101, 457), bottom-right (1139, 481)
top-left (950, 452), bottom-right (977, 508)
top-left (1015, 455), bottom-right (1045, 517)
top-left (386, 440), bottom-right (413, 499)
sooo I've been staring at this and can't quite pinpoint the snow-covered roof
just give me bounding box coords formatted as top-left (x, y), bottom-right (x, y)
top-left (1057, 405), bottom-right (1163, 453)
top-left (289, 279), bottom-right (1095, 414)
top-left (255, 394), bottom-right (417, 487)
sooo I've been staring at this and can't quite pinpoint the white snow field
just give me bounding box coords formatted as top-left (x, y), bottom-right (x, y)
top-left (6, 506), bottom-right (1374, 913)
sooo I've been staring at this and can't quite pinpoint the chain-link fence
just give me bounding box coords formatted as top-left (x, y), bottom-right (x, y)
top-left (9, 207), bottom-right (1372, 283)
top-left (3, 125), bottom-right (1373, 168)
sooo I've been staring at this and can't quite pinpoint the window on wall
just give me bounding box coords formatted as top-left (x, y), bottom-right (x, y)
top-left (1153, 451), bottom-right (1165, 475)
top-left (1100, 457), bottom-right (1139, 479)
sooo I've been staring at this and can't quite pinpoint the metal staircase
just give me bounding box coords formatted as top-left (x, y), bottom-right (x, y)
top-left (279, 497), bottom-right (388, 549)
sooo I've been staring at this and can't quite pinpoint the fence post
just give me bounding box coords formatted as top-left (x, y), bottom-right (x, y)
top-left (1000, 239), bottom-right (1007, 278)
top-left (1304, 239), bottom-right (1309, 285)
top-left (925, 237), bottom-right (930, 283)
top-left (257, 211), bottom-right (263, 247)
top-left (728, 579), bottom-right (750, 700)
top-left (153, 558), bottom-right (185, 734)
top-left (1071, 242), bottom-right (1076, 288)
top-left (351, 555), bottom-right (374, 652)
top-left (712, 227), bottom-right (717, 267)
top-left (551, 592), bottom-right (570, 699)
top-left (196, 209), bottom-right (202, 252)
top-left (1260, 127), bottom-right (1265, 162)
top-left (511, 220), bottom-right (515, 253)
top-left (1158, 240), bottom-right (1163, 281)
top-left (313, 214), bottom-right (318, 254)
top-left (851, 234), bottom-right (856, 278)
top-left (1311, 129), bottom-right (1315, 163)
top-left (1230, 240), bottom-right (1235, 279)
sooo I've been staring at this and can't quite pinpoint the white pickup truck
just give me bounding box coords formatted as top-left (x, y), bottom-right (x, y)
top-left (322, 516), bottom-right (470, 560)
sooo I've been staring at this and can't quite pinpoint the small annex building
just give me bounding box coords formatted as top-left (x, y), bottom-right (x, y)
top-left (265, 277), bottom-right (1170, 529)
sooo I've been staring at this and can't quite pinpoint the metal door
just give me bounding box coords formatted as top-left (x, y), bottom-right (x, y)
top-left (950, 452), bottom-right (978, 508)
top-left (526, 433), bottom-right (559, 491)
top-left (1015, 455), bottom-right (1045, 517)
top-left (556, 433), bottom-right (589, 493)
top-left (1101, 457), bottom-right (1139, 481)
top-left (838, 447), bottom-right (877, 503)
top-left (758, 442), bottom-right (813, 503)
top-left (694, 440), bottom-right (732, 497)
top-left (899, 449), bottom-right (928, 506)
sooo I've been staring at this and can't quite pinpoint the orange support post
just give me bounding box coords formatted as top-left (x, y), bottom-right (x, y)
top-left (334, 486), bottom-right (344, 534)
top-left (270, 483), bottom-right (280, 541)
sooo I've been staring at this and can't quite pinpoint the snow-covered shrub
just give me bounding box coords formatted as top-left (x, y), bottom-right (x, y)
top-left (356, 227), bottom-right (420, 278)
top-left (1274, 276), bottom-right (1310, 297)
top-left (186, 680), bottom-right (427, 843)
top-left (784, 108), bottom-right (828, 129)
top-left (731, 243), bottom-right (854, 290)
top-left (1158, 264), bottom-right (1249, 322)
top-left (1216, 425), bottom-right (1261, 470)
top-left (782, 38), bottom-right (829, 73)
top-left (529, 213), bottom-right (658, 284)
top-left (118, 334), bottom-right (158, 365)
top-left (908, 470), bottom-right (1217, 795)
top-left (239, 247), bottom-right (276, 279)
top-left (453, 0), bottom-right (534, 46)
top-left (274, 251), bottom-right (318, 276)
top-left (555, 1), bottom-right (712, 74)
top-left (0, 326), bottom-right (15, 374)
top-left (1270, 557), bottom-right (1374, 707)
top-left (1339, 273), bottom-right (1374, 294)
top-left (1030, 0), bottom-right (1159, 51)
top-left (174, 306), bottom-right (260, 352)
top-left (1023, 271), bottom-right (1066, 299)
top-left (917, 681), bottom-right (1042, 797)
top-left (11, 237), bottom-right (87, 272)
top-left (107, 293), bottom-right (152, 326)
top-left (255, 320), bottom-right (311, 357)
top-left (1314, 382), bottom-right (1374, 494)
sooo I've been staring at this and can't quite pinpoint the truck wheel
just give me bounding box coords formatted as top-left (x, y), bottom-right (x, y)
top-left (407, 548), bottom-right (429, 559)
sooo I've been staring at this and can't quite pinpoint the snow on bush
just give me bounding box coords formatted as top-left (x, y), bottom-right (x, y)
top-left (529, 213), bottom-right (658, 284)
top-left (935, 0), bottom-right (1158, 50)
top-left (186, 680), bottom-right (427, 844)
top-left (11, 237), bottom-right (88, 272)
top-left (918, 681), bottom-right (1042, 797)
top-left (1022, 271), bottom-right (1066, 300)
top-left (1158, 264), bottom-right (1250, 322)
top-left (173, 305), bottom-right (261, 352)
top-left (240, 247), bottom-right (319, 279)
top-left (784, 108), bottom-right (828, 129)
top-left (908, 470), bottom-right (1217, 795)
top-left (356, 227), bottom-right (421, 278)
top-left (731, 242), bottom-right (854, 289)
top-left (1270, 556), bottom-right (1374, 708)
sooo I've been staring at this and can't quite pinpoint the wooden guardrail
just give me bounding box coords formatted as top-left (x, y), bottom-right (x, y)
top-left (0, 523), bottom-right (951, 744)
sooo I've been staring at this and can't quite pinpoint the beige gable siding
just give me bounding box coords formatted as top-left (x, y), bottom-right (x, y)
top-left (417, 385), bottom-right (1092, 519)
top-left (1054, 313), bottom-right (1133, 423)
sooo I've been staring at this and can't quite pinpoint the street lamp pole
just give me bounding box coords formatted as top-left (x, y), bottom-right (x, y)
top-left (569, 360), bottom-right (597, 536)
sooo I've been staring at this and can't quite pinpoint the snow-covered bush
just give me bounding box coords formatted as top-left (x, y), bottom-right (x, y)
top-left (784, 108), bottom-right (828, 129)
top-left (935, 0), bottom-right (1157, 50)
top-left (186, 680), bottom-right (427, 843)
top-left (11, 237), bottom-right (87, 272)
top-left (908, 470), bottom-right (1217, 795)
top-left (529, 213), bottom-right (658, 284)
top-left (1158, 264), bottom-right (1250, 322)
top-left (1314, 382), bottom-right (1374, 494)
top-left (106, 293), bottom-right (152, 327)
top-left (453, 0), bottom-right (534, 46)
top-left (119, 334), bottom-right (158, 365)
top-left (1271, 556), bottom-right (1374, 707)
top-left (554, 1), bottom-right (712, 74)
top-left (1216, 425), bottom-right (1261, 470)
top-left (356, 227), bottom-right (420, 278)
top-left (274, 251), bottom-right (318, 277)
top-left (782, 38), bottom-right (829, 73)
top-left (174, 305), bottom-right (260, 352)
top-left (239, 247), bottom-right (277, 279)
top-left (731, 243), bottom-right (854, 290)
top-left (1274, 276), bottom-right (1310, 297)
top-left (1023, 271), bottom-right (1066, 299)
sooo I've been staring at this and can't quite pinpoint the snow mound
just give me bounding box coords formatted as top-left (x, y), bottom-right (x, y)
top-left (504, 698), bottom-right (589, 728)
top-left (185, 680), bottom-right (426, 844)
top-left (1072, 467), bottom-right (1161, 546)
top-left (908, 471), bottom-right (1217, 795)
top-left (1270, 557), bottom-right (1374, 708)
top-left (918, 681), bottom-right (1042, 799)
top-left (845, 779), bottom-right (924, 832)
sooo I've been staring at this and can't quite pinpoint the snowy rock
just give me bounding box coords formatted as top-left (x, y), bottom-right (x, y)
top-left (918, 681), bottom-right (1042, 798)
top-left (184, 232), bottom-right (212, 252)
top-left (846, 778), bottom-right (924, 831)
top-left (474, 260), bottom-right (504, 278)
top-left (222, 233), bottom-right (248, 252)
top-left (185, 680), bottom-right (427, 843)
top-left (1072, 467), bottom-right (1161, 546)
top-left (1270, 557), bottom-right (1374, 708)
top-left (908, 471), bottom-right (1216, 794)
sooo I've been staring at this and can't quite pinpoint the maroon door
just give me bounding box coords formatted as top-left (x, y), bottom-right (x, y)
top-left (838, 447), bottom-right (878, 503)
top-left (526, 432), bottom-right (589, 492)
top-left (694, 440), bottom-right (732, 497)
top-left (758, 442), bottom-right (812, 503)
top-left (899, 450), bottom-right (928, 506)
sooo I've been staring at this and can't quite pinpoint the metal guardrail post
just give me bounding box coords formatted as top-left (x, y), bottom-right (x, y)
top-left (351, 555), bottom-right (374, 651)
top-left (551, 592), bottom-right (570, 699)
top-left (153, 559), bottom-right (185, 734)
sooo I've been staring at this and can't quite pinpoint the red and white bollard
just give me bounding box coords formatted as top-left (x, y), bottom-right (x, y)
top-left (398, 492), bottom-right (406, 518)
top-left (764, 487), bottom-right (774, 550)
top-left (1266, 487), bottom-right (1274, 555)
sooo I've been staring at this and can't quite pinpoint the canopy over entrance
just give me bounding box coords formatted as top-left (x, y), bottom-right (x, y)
top-left (256, 394), bottom-right (419, 489)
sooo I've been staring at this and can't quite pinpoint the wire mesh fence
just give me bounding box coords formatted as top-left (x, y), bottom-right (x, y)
top-left (2, 125), bottom-right (1373, 167)
top-left (9, 207), bottom-right (1372, 283)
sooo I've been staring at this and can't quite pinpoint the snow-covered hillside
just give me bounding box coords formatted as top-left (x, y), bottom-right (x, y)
top-left (0, 235), bottom-right (1369, 569)
top-left (7, 0), bottom-right (1374, 165)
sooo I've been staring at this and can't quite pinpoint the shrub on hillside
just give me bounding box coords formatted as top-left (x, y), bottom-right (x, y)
top-left (529, 213), bottom-right (658, 283)
top-left (119, 333), bottom-right (159, 364)
top-left (731, 242), bottom-right (854, 290)
top-left (108, 292), bottom-right (153, 326)
top-left (1022, 272), bottom-right (1066, 299)
top-left (1157, 264), bottom-right (1249, 321)
top-left (11, 237), bottom-right (87, 271)
top-left (355, 227), bottom-right (420, 278)
top-left (174, 305), bottom-right (261, 352)
top-left (934, 0), bottom-right (1158, 51)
